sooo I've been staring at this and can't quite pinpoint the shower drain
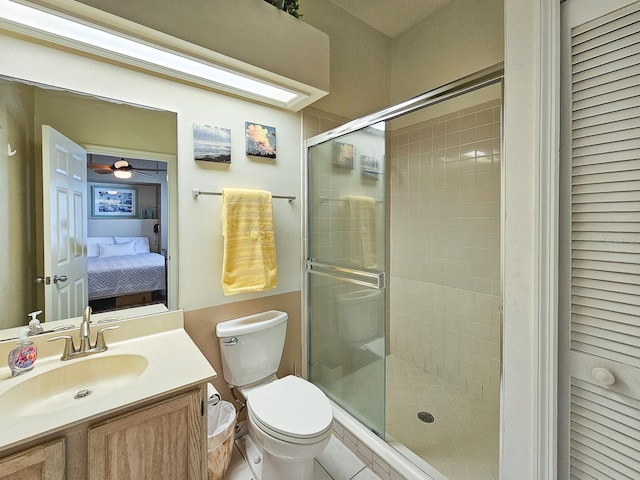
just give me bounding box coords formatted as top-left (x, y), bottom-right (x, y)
top-left (417, 411), bottom-right (435, 423)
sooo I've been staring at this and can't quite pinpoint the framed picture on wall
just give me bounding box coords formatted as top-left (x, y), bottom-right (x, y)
top-left (245, 122), bottom-right (277, 159)
top-left (360, 155), bottom-right (380, 180)
top-left (91, 186), bottom-right (137, 217)
top-left (332, 141), bottom-right (354, 169)
top-left (193, 123), bottom-right (232, 163)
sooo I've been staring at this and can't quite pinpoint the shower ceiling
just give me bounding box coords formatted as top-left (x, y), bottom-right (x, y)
top-left (327, 0), bottom-right (452, 37)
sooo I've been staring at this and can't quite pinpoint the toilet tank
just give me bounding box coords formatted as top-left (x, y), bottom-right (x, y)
top-left (336, 289), bottom-right (382, 342)
top-left (215, 310), bottom-right (288, 387)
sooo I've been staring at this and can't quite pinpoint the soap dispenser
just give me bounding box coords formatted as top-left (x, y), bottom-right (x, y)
top-left (27, 310), bottom-right (44, 336)
top-left (8, 328), bottom-right (37, 377)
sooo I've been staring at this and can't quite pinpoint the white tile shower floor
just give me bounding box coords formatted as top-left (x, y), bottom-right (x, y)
top-left (385, 354), bottom-right (499, 480)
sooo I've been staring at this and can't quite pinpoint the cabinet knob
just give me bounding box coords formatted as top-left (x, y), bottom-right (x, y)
top-left (591, 367), bottom-right (615, 386)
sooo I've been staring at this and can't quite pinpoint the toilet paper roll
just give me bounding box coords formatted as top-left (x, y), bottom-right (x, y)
top-left (207, 382), bottom-right (221, 406)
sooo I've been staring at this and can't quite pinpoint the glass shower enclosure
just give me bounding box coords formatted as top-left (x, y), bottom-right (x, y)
top-left (306, 122), bottom-right (387, 436)
top-left (305, 64), bottom-right (504, 478)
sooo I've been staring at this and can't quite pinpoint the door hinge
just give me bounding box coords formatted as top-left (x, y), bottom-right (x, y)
top-left (201, 400), bottom-right (205, 416)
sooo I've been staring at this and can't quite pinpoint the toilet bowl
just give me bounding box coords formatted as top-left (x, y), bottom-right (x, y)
top-left (216, 311), bottom-right (333, 480)
top-left (243, 375), bottom-right (332, 479)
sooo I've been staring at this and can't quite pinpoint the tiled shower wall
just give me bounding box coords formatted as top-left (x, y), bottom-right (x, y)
top-left (388, 99), bottom-right (502, 405)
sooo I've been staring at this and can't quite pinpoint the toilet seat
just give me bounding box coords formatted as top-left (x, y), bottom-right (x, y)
top-left (247, 375), bottom-right (333, 445)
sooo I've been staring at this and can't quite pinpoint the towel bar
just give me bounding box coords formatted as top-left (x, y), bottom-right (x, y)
top-left (192, 188), bottom-right (295, 202)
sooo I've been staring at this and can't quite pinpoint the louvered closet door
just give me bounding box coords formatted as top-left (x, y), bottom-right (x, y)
top-left (562, 1), bottom-right (640, 478)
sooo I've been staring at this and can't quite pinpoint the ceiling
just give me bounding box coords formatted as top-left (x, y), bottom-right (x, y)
top-left (327, 0), bottom-right (453, 38)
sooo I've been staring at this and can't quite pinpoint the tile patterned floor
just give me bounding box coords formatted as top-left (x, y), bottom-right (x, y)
top-left (386, 355), bottom-right (499, 480)
top-left (223, 354), bottom-right (499, 480)
top-left (223, 434), bottom-right (382, 480)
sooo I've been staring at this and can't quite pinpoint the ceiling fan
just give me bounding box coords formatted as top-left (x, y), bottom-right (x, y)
top-left (88, 158), bottom-right (166, 179)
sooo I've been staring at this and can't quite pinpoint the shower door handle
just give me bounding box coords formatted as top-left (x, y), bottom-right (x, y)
top-left (305, 260), bottom-right (385, 289)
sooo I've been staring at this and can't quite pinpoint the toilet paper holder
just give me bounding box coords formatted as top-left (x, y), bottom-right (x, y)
top-left (207, 383), bottom-right (221, 406)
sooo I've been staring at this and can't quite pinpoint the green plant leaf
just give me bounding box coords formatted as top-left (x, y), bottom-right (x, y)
top-left (263, 0), bottom-right (301, 18)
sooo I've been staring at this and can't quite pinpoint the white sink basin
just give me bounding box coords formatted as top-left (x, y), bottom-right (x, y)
top-left (0, 354), bottom-right (148, 416)
top-left (0, 311), bottom-right (217, 452)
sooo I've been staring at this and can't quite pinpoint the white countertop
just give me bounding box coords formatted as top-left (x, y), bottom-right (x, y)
top-left (0, 309), bottom-right (216, 452)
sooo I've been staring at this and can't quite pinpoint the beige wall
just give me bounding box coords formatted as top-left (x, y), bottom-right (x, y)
top-left (302, 0), bottom-right (503, 129)
top-left (301, 0), bottom-right (392, 120)
top-left (390, 0), bottom-right (503, 104)
top-left (33, 91), bottom-right (177, 155)
top-left (0, 81), bottom-right (35, 328)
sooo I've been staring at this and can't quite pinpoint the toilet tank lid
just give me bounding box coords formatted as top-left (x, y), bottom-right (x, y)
top-left (216, 310), bottom-right (288, 337)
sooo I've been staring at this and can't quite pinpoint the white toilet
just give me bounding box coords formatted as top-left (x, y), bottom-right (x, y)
top-left (216, 310), bottom-right (333, 480)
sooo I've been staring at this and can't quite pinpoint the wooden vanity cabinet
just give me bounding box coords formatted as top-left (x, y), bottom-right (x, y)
top-left (88, 388), bottom-right (205, 480)
top-left (0, 438), bottom-right (65, 480)
top-left (0, 386), bottom-right (207, 480)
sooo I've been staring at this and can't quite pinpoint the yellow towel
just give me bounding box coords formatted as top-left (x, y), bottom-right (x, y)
top-left (221, 188), bottom-right (277, 295)
top-left (344, 195), bottom-right (378, 269)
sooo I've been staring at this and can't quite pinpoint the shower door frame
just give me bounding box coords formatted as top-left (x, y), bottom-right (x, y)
top-left (305, 63), bottom-right (505, 150)
top-left (302, 62), bottom-right (505, 475)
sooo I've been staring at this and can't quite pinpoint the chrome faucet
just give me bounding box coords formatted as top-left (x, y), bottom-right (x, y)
top-left (79, 305), bottom-right (92, 353)
top-left (48, 306), bottom-right (120, 361)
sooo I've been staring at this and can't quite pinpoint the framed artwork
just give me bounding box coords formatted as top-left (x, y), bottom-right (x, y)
top-left (193, 123), bottom-right (231, 163)
top-left (332, 141), bottom-right (354, 169)
top-left (245, 122), bottom-right (276, 158)
top-left (360, 155), bottom-right (380, 180)
top-left (91, 186), bottom-right (137, 217)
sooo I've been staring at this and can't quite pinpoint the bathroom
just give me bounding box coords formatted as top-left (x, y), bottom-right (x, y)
top-left (2, 0), bottom-right (636, 479)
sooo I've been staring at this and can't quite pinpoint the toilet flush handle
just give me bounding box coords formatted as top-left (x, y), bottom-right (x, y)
top-left (222, 337), bottom-right (238, 346)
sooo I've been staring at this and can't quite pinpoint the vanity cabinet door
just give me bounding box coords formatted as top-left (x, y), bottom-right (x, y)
top-left (0, 439), bottom-right (65, 480)
top-left (88, 389), bottom-right (205, 480)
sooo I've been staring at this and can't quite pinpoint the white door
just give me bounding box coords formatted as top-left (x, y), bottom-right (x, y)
top-left (560, 1), bottom-right (640, 478)
top-left (42, 126), bottom-right (88, 321)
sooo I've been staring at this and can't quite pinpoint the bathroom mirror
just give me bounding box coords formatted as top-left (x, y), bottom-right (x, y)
top-left (0, 74), bottom-right (178, 335)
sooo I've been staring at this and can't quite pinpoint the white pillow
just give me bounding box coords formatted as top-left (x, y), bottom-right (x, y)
top-left (87, 237), bottom-right (115, 257)
top-left (98, 242), bottom-right (137, 258)
top-left (114, 236), bottom-right (151, 254)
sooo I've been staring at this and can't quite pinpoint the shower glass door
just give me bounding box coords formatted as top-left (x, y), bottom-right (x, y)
top-left (306, 123), bottom-right (387, 437)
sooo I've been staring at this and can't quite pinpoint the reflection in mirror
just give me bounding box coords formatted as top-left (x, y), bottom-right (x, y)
top-left (0, 75), bottom-right (177, 332)
top-left (86, 154), bottom-right (168, 314)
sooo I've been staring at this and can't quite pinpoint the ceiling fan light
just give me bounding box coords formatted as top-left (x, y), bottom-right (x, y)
top-left (113, 169), bottom-right (132, 179)
top-left (113, 159), bottom-right (129, 169)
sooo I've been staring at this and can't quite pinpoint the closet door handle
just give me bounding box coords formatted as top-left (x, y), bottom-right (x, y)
top-left (591, 367), bottom-right (615, 387)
